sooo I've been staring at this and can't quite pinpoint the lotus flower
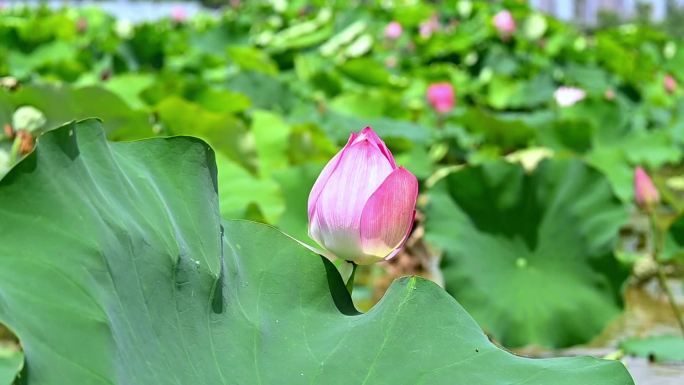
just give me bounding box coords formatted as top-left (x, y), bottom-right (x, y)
top-left (427, 82), bottom-right (455, 114)
top-left (493, 10), bottom-right (516, 38)
top-left (664, 74), bottom-right (677, 94)
top-left (171, 6), bottom-right (187, 22)
top-left (385, 21), bottom-right (403, 40)
top-left (554, 86), bottom-right (586, 107)
top-left (308, 127), bottom-right (418, 265)
top-left (634, 167), bottom-right (660, 206)
top-left (419, 15), bottom-right (440, 39)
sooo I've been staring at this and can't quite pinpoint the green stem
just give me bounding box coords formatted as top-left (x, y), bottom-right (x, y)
top-left (648, 212), bottom-right (684, 336)
top-left (345, 261), bottom-right (357, 295)
top-left (8, 135), bottom-right (21, 164)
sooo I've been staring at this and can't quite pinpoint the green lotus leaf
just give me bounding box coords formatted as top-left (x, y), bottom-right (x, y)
top-left (425, 159), bottom-right (630, 348)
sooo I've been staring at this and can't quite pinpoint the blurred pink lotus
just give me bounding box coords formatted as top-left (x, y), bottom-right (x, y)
top-left (171, 6), bottom-right (187, 22)
top-left (76, 18), bottom-right (88, 34)
top-left (553, 86), bottom-right (586, 107)
top-left (419, 15), bottom-right (440, 39)
top-left (385, 21), bottom-right (403, 40)
top-left (634, 167), bottom-right (660, 206)
top-left (493, 10), bottom-right (516, 38)
top-left (664, 74), bottom-right (678, 94)
top-left (308, 127), bottom-right (418, 264)
top-left (427, 82), bottom-right (455, 114)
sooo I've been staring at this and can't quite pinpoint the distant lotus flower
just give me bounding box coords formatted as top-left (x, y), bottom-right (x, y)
top-left (419, 15), bottom-right (440, 39)
top-left (308, 127), bottom-right (418, 265)
top-left (385, 21), bottom-right (403, 40)
top-left (634, 167), bottom-right (660, 206)
top-left (604, 88), bottom-right (615, 101)
top-left (664, 74), bottom-right (677, 94)
top-left (171, 6), bottom-right (187, 22)
top-left (554, 86), bottom-right (586, 107)
top-left (493, 10), bottom-right (516, 38)
top-left (76, 18), bottom-right (88, 34)
top-left (427, 82), bottom-right (455, 114)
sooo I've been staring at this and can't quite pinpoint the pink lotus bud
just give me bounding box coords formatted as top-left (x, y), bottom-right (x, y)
top-left (553, 86), bottom-right (586, 107)
top-left (171, 6), bottom-right (187, 23)
top-left (308, 127), bottom-right (418, 265)
top-left (493, 10), bottom-right (516, 38)
top-left (427, 82), bottom-right (455, 114)
top-left (76, 18), bottom-right (88, 34)
top-left (385, 21), bottom-right (403, 40)
top-left (419, 15), bottom-right (440, 39)
top-left (664, 74), bottom-right (677, 94)
top-left (634, 167), bottom-right (660, 206)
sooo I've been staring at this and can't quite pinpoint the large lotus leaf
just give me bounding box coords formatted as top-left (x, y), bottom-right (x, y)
top-left (425, 159), bottom-right (630, 348)
top-left (0, 120), bottom-right (633, 384)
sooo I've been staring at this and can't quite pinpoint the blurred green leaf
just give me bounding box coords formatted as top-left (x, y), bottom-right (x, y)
top-left (155, 96), bottom-right (256, 170)
top-left (425, 159), bottom-right (629, 348)
top-left (251, 110), bottom-right (290, 176)
top-left (0, 85), bottom-right (151, 139)
top-left (0, 343), bottom-right (22, 385)
top-left (621, 335), bottom-right (684, 363)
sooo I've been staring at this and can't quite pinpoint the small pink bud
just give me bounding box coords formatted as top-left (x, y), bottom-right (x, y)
top-left (493, 10), bottom-right (516, 38)
top-left (427, 82), bottom-right (455, 114)
top-left (385, 21), bottom-right (403, 40)
top-left (664, 74), bottom-right (677, 94)
top-left (171, 6), bottom-right (187, 23)
top-left (76, 18), bottom-right (88, 34)
top-left (308, 127), bottom-right (418, 264)
top-left (553, 86), bottom-right (586, 107)
top-left (634, 167), bottom-right (660, 206)
top-left (419, 15), bottom-right (440, 39)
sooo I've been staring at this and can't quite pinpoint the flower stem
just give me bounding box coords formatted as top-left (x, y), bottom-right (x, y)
top-left (8, 135), bottom-right (21, 164)
top-left (345, 261), bottom-right (358, 295)
top-left (649, 212), bottom-right (684, 336)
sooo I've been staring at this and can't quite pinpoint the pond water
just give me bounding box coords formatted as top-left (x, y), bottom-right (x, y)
top-left (4, 1), bottom-right (206, 22)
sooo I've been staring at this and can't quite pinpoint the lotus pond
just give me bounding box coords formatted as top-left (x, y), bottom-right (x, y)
top-left (0, 1), bottom-right (683, 384)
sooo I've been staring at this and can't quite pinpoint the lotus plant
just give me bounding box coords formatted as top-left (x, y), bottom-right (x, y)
top-left (308, 127), bottom-right (418, 265)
